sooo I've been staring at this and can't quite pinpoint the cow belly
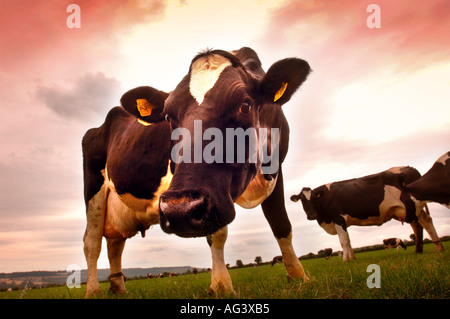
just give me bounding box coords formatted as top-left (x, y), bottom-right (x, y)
top-left (343, 214), bottom-right (392, 226)
top-left (320, 221), bottom-right (338, 235)
top-left (344, 185), bottom-right (406, 226)
top-left (236, 173), bottom-right (278, 209)
top-left (103, 165), bottom-right (173, 239)
top-left (104, 189), bottom-right (156, 238)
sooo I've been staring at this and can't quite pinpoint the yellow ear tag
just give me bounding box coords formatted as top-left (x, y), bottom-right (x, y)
top-left (274, 82), bottom-right (288, 102)
top-left (136, 99), bottom-right (156, 117)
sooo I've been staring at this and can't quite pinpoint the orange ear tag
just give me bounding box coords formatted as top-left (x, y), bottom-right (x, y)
top-left (274, 82), bottom-right (288, 102)
top-left (136, 99), bottom-right (156, 117)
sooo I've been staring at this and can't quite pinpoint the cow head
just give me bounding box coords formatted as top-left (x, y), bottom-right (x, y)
top-left (121, 47), bottom-right (310, 237)
top-left (290, 186), bottom-right (326, 221)
top-left (405, 151), bottom-right (450, 206)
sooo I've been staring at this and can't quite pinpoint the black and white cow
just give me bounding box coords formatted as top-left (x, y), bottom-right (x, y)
top-left (383, 238), bottom-right (406, 250)
top-left (405, 151), bottom-right (450, 209)
top-left (323, 248), bottom-right (333, 259)
top-left (290, 166), bottom-right (443, 261)
top-left (271, 255), bottom-right (283, 266)
top-left (82, 47), bottom-right (311, 296)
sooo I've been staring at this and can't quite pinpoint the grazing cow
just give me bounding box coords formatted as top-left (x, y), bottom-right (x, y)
top-left (323, 248), bottom-right (333, 259)
top-left (271, 255), bottom-right (283, 266)
top-left (383, 238), bottom-right (406, 250)
top-left (82, 47), bottom-right (311, 296)
top-left (405, 151), bottom-right (450, 209)
top-left (290, 166), bottom-right (443, 261)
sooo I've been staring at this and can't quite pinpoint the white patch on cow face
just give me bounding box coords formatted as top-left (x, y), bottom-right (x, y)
top-left (302, 189), bottom-right (312, 201)
top-left (189, 54), bottom-right (232, 105)
top-left (436, 152), bottom-right (450, 166)
top-left (387, 166), bottom-right (405, 174)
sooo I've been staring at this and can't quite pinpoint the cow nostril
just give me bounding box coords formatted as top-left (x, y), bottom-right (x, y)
top-left (159, 200), bottom-right (169, 212)
top-left (159, 194), bottom-right (207, 221)
top-left (189, 197), bottom-right (206, 220)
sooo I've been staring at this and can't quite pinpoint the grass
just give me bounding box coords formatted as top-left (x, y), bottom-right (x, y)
top-left (1, 242), bottom-right (449, 299)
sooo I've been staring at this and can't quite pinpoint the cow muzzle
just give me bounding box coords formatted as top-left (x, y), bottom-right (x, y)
top-left (159, 191), bottom-right (219, 237)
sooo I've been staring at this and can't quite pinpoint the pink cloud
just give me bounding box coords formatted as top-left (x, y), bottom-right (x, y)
top-left (0, 0), bottom-right (167, 73)
top-left (263, 0), bottom-right (450, 74)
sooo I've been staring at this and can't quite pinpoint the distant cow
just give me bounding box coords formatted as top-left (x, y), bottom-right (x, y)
top-left (271, 255), bottom-right (283, 266)
top-left (405, 151), bottom-right (450, 209)
top-left (291, 166), bottom-right (443, 261)
top-left (324, 248), bottom-right (333, 259)
top-left (383, 238), bottom-right (406, 250)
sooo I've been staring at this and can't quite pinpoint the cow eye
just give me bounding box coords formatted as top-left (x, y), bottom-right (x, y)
top-left (239, 102), bottom-right (252, 114)
top-left (164, 114), bottom-right (170, 122)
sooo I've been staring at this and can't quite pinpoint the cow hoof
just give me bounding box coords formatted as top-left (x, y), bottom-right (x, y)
top-left (434, 242), bottom-right (444, 252)
top-left (285, 261), bottom-right (308, 282)
top-left (343, 255), bottom-right (356, 262)
top-left (110, 278), bottom-right (127, 294)
top-left (85, 287), bottom-right (102, 298)
top-left (208, 282), bottom-right (234, 295)
top-left (287, 272), bottom-right (309, 282)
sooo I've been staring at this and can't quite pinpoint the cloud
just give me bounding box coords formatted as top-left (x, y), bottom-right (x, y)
top-left (263, 0), bottom-right (450, 65)
top-left (36, 72), bottom-right (122, 121)
top-left (0, 0), bottom-right (167, 74)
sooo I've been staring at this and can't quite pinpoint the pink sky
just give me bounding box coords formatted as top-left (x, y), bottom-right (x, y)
top-left (0, 0), bottom-right (449, 273)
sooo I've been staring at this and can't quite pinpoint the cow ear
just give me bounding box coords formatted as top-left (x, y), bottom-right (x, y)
top-left (120, 86), bottom-right (169, 123)
top-left (260, 58), bottom-right (311, 106)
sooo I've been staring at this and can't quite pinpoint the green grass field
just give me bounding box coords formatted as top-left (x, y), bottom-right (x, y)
top-left (2, 242), bottom-right (449, 299)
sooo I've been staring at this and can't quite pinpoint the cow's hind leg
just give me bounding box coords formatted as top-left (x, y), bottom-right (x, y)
top-left (82, 128), bottom-right (108, 297)
top-left (207, 226), bottom-right (233, 294)
top-left (261, 169), bottom-right (307, 281)
top-left (83, 183), bottom-right (108, 297)
top-left (107, 237), bottom-right (127, 294)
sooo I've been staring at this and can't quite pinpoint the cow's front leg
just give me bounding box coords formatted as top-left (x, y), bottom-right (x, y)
top-left (261, 169), bottom-right (307, 281)
top-left (417, 205), bottom-right (444, 252)
top-left (276, 232), bottom-right (307, 281)
top-left (335, 224), bottom-right (355, 261)
top-left (410, 220), bottom-right (424, 253)
top-left (207, 226), bottom-right (233, 293)
top-left (107, 237), bottom-right (127, 294)
top-left (83, 184), bottom-right (108, 297)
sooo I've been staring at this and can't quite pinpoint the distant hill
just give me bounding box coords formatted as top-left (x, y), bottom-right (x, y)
top-left (0, 266), bottom-right (195, 290)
